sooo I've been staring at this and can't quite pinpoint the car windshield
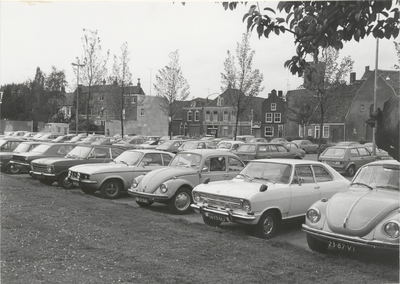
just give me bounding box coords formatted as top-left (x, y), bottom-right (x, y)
top-left (65, 146), bottom-right (92, 159)
top-left (321, 148), bottom-right (345, 157)
top-left (0, 139), bottom-right (8, 147)
top-left (352, 164), bottom-right (399, 190)
top-left (13, 143), bottom-right (32, 153)
top-left (113, 151), bottom-right (143, 165)
top-left (236, 161), bottom-right (292, 184)
top-left (159, 140), bottom-right (174, 147)
top-left (30, 144), bottom-right (51, 154)
top-left (181, 142), bottom-right (195, 150)
top-left (170, 153), bottom-right (202, 169)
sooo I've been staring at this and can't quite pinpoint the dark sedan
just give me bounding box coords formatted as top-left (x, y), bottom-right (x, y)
top-left (30, 145), bottom-right (125, 188)
top-left (1, 141), bottom-right (41, 172)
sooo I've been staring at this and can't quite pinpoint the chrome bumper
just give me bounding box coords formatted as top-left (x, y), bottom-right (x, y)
top-left (127, 189), bottom-right (169, 201)
top-left (191, 204), bottom-right (257, 223)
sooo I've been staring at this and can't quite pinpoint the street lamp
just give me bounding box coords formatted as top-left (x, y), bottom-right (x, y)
top-left (71, 60), bottom-right (85, 134)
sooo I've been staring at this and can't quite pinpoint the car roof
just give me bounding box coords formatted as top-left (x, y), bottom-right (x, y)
top-left (124, 149), bottom-right (174, 154)
top-left (179, 149), bottom-right (239, 157)
top-left (1, 137), bottom-right (26, 141)
top-left (251, 158), bottom-right (327, 165)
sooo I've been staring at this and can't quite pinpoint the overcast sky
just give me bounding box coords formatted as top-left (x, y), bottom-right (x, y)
top-left (1, 1), bottom-right (398, 99)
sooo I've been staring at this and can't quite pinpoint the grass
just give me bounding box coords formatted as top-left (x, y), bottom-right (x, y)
top-left (1, 173), bottom-right (399, 284)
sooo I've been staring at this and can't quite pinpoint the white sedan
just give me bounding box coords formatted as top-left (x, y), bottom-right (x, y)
top-left (191, 159), bottom-right (350, 239)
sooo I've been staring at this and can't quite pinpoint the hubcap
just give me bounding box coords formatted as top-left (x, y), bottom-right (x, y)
top-left (106, 183), bottom-right (118, 196)
top-left (263, 216), bottom-right (274, 234)
top-left (175, 192), bottom-right (190, 211)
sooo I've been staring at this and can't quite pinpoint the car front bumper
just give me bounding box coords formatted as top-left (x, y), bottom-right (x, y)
top-left (302, 224), bottom-right (399, 253)
top-left (29, 171), bottom-right (57, 181)
top-left (7, 161), bottom-right (31, 173)
top-left (191, 204), bottom-right (258, 225)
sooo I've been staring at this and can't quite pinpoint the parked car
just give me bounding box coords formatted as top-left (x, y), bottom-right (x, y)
top-left (336, 141), bottom-right (360, 146)
top-left (29, 145), bottom-right (125, 188)
top-left (68, 150), bottom-right (175, 199)
top-left (7, 143), bottom-right (76, 174)
top-left (233, 143), bottom-right (304, 164)
top-left (318, 145), bottom-right (376, 177)
top-left (128, 149), bottom-right (245, 214)
top-left (135, 139), bottom-right (163, 150)
top-left (113, 136), bottom-right (146, 149)
top-left (177, 140), bottom-right (216, 153)
top-left (191, 159), bottom-right (350, 239)
top-left (236, 135), bottom-right (255, 143)
top-left (364, 142), bottom-right (393, 160)
top-left (75, 135), bottom-right (105, 145)
top-left (216, 140), bottom-right (244, 152)
top-left (0, 137), bottom-right (25, 152)
top-left (69, 135), bottom-right (87, 143)
top-left (22, 132), bottom-right (38, 140)
top-left (34, 133), bottom-right (63, 142)
top-left (155, 139), bottom-right (186, 154)
top-left (10, 131), bottom-right (30, 138)
top-left (250, 138), bottom-right (269, 143)
top-left (282, 142), bottom-right (306, 159)
top-left (292, 140), bottom-right (319, 153)
top-left (91, 137), bottom-right (121, 145)
top-left (51, 134), bottom-right (77, 143)
top-left (302, 160), bottom-right (399, 254)
top-left (0, 141), bottom-right (41, 172)
top-left (270, 138), bottom-right (287, 143)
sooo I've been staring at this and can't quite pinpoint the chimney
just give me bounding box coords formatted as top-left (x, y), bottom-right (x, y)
top-left (365, 66), bottom-right (370, 73)
top-left (278, 90), bottom-right (283, 98)
top-left (350, 72), bottom-right (356, 84)
top-left (137, 78), bottom-right (141, 88)
top-left (271, 89), bottom-right (277, 96)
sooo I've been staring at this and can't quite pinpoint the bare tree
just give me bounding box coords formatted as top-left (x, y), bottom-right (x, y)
top-left (154, 50), bottom-right (190, 137)
top-left (75, 29), bottom-right (109, 135)
top-left (220, 33), bottom-right (264, 139)
top-left (111, 42), bottom-right (133, 137)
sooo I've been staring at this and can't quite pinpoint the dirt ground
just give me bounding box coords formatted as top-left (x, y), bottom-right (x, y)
top-left (1, 173), bottom-right (399, 284)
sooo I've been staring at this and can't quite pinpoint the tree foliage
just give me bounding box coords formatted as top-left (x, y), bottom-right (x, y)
top-left (154, 50), bottom-right (190, 136)
top-left (220, 33), bottom-right (264, 138)
top-left (223, 1), bottom-right (400, 76)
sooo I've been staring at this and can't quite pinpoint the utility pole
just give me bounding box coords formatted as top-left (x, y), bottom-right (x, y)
top-left (71, 59), bottom-right (85, 134)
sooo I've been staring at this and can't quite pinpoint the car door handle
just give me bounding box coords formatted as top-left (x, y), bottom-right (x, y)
top-left (314, 186), bottom-right (320, 189)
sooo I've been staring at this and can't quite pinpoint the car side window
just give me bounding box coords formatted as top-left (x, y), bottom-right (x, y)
top-left (294, 165), bottom-right (315, 183)
top-left (269, 145), bottom-right (278, 152)
top-left (259, 145), bottom-right (268, 152)
top-left (207, 157), bottom-right (226, 172)
top-left (312, 165), bottom-right (333, 182)
top-left (162, 154), bottom-right (173, 166)
top-left (57, 145), bottom-right (74, 155)
top-left (228, 157), bottom-right (244, 171)
top-left (143, 153), bottom-right (163, 166)
top-left (350, 148), bottom-right (359, 157)
top-left (111, 148), bottom-right (124, 158)
top-left (89, 148), bottom-right (109, 159)
top-left (358, 147), bottom-right (371, 156)
top-left (277, 145), bottom-right (287, 152)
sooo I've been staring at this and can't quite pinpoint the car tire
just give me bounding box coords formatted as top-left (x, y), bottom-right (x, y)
top-left (7, 164), bottom-right (20, 174)
top-left (202, 214), bottom-right (222, 227)
top-left (136, 200), bottom-right (154, 207)
top-left (81, 186), bottom-right (97, 195)
top-left (57, 172), bottom-right (73, 189)
top-left (39, 179), bottom-right (54, 185)
top-left (100, 179), bottom-right (122, 199)
top-left (306, 234), bottom-right (328, 253)
top-left (168, 187), bottom-right (192, 214)
top-left (254, 211), bottom-right (278, 239)
top-left (346, 165), bottom-right (356, 177)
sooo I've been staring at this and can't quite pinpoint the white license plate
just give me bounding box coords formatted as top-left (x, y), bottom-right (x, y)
top-left (328, 241), bottom-right (355, 252)
top-left (205, 212), bottom-right (228, 222)
top-left (135, 197), bottom-right (149, 204)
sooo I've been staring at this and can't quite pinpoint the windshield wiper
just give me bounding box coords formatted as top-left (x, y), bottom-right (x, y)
top-left (351, 182), bottom-right (373, 190)
top-left (119, 160), bottom-right (129, 166)
top-left (253, 176), bottom-right (276, 184)
top-left (237, 173), bottom-right (253, 181)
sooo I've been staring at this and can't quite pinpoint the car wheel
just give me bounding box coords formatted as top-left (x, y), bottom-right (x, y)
top-left (346, 165), bottom-right (356, 177)
top-left (81, 186), bottom-right (97, 195)
top-left (202, 214), bottom-right (221, 227)
top-left (100, 179), bottom-right (122, 199)
top-left (168, 187), bottom-right (192, 214)
top-left (7, 164), bottom-right (20, 174)
top-left (39, 179), bottom-right (54, 185)
top-left (254, 211), bottom-right (278, 239)
top-left (136, 200), bottom-right (154, 207)
top-left (57, 172), bottom-right (73, 189)
top-left (306, 234), bottom-right (328, 253)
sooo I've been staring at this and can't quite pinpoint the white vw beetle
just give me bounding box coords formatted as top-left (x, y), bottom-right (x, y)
top-left (191, 159), bottom-right (350, 239)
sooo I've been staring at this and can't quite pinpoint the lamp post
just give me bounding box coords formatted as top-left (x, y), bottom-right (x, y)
top-left (71, 60), bottom-right (85, 134)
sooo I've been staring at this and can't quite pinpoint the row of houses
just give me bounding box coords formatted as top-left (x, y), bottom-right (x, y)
top-left (59, 66), bottom-right (399, 142)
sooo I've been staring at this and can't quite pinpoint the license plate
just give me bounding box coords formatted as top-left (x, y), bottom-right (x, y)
top-left (205, 212), bottom-right (228, 222)
top-left (135, 197), bottom-right (149, 204)
top-left (73, 181), bottom-right (79, 187)
top-left (328, 241), bottom-right (355, 252)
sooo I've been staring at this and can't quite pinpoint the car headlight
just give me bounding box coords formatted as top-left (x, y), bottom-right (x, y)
top-left (384, 221), bottom-right (399, 238)
top-left (68, 171), bottom-right (71, 178)
top-left (193, 191), bottom-right (200, 203)
top-left (132, 178), bottom-right (139, 188)
top-left (47, 165), bottom-right (54, 173)
top-left (241, 199), bottom-right (251, 212)
top-left (160, 183), bottom-right (168, 193)
top-left (306, 208), bottom-right (321, 223)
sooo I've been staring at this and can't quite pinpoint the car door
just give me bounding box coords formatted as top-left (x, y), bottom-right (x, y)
top-left (349, 148), bottom-right (362, 169)
top-left (311, 164), bottom-right (341, 197)
top-left (202, 156), bottom-right (229, 182)
top-left (276, 144), bottom-right (291, 158)
top-left (289, 164), bottom-right (321, 217)
top-left (358, 147), bottom-right (376, 166)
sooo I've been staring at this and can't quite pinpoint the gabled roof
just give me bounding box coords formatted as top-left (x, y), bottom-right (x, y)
top-left (361, 69), bottom-right (399, 95)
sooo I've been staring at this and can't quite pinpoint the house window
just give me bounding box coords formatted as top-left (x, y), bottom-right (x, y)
top-left (195, 111), bottom-right (199, 121)
top-left (231, 112), bottom-right (236, 122)
top-left (223, 111), bottom-right (229, 121)
top-left (100, 120), bottom-right (105, 127)
top-left (323, 126), bottom-right (329, 138)
top-left (274, 113), bottom-right (281, 123)
top-left (271, 103), bottom-right (276, 111)
top-left (213, 111), bottom-right (218, 121)
top-left (140, 108), bottom-right (145, 116)
top-left (190, 101), bottom-right (196, 107)
top-left (206, 111), bottom-right (211, 121)
top-left (131, 96), bottom-right (137, 104)
top-left (315, 125), bottom-right (320, 138)
top-left (99, 94), bottom-right (104, 101)
top-left (265, 113), bottom-right (272, 123)
top-left (187, 111), bottom-right (193, 121)
top-left (265, 126), bottom-right (274, 137)
top-left (308, 129), bottom-right (312, 136)
top-left (217, 97), bottom-right (224, 106)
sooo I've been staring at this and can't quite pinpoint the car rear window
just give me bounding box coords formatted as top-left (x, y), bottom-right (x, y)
top-left (322, 148), bottom-right (345, 157)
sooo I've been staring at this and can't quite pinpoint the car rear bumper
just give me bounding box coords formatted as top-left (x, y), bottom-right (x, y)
top-left (302, 224), bottom-right (399, 252)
